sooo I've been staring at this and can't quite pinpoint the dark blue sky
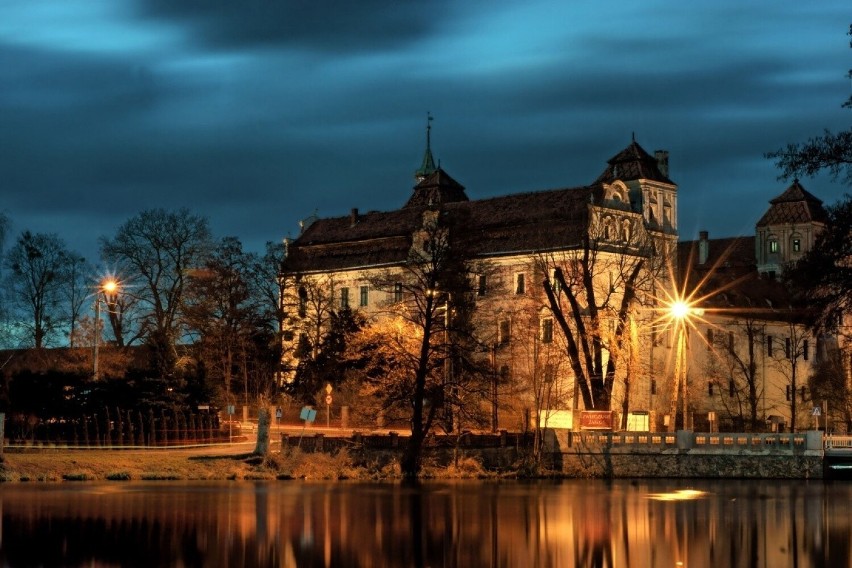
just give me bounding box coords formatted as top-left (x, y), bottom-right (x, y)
top-left (1, 1), bottom-right (849, 265)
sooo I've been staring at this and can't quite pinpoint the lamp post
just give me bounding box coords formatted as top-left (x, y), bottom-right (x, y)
top-left (667, 299), bottom-right (700, 432)
top-left (93, 278), bottom-right (118, 380)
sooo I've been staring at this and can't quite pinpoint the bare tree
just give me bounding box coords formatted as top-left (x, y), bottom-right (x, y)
top-left (100, 208), bottom-right (212, 379)
top-left (537, 210), bottom-right (661, 415)
top-left (4, 231), bottom-right (76, 348)
top-left (769, 318), bottom-right (812, 432)
top-left (359, 209), bottom-right (483, 477)
top-left (703, 319), bottom-right (764, 431)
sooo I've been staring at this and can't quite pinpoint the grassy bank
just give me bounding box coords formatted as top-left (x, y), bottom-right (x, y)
top-left (0, 445), bottom-right (494, 482)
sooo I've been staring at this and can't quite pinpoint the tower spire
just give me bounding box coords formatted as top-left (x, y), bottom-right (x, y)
top-left (415, 112), bottom-right (437, 182)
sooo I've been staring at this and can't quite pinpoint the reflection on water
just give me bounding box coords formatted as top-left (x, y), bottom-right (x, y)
top-left (0, 479), bottom-right (850, 567)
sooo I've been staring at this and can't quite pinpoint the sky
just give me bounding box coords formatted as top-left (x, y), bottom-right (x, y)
top-left (1, 1), bottom-right (849, 266)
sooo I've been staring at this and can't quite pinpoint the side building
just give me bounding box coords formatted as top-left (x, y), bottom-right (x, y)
top-left (678, 180), bottom-right (846, 432)
top-left (280, 133), bottom-right (683, 432)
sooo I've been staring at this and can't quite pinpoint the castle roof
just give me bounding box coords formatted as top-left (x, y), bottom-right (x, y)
top-left (756, 180), bottom-right (828, 227)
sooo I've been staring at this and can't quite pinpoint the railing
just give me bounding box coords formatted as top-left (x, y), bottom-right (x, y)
top-left (824, 434), bottom-right (852, 450)
top-left (558, 430), bottom-right (822, 455)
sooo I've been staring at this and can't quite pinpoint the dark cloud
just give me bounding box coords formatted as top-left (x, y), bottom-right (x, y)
top-left (0, 0), bottom-right (848, 269)
top-left (134, 0), bottom-right (462, 53)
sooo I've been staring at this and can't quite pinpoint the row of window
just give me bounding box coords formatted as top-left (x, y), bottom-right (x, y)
top-left (311, 271), bottom-right (532, 313)
top-left (766, 237), bottom-right (802, 255)
top-left (705, 328), bottom-right (810, 361)
top-left (497, 317), bottom-right (554, 345)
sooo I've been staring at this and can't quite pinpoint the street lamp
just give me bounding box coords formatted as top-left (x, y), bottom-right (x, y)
top-left (665, 298), bottom-right (703, 432)
top-left (93, 278), bottom-right (119, 380)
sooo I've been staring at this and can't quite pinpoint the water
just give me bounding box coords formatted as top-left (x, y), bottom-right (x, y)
top-left (0, 479), bottom-right (849, 567)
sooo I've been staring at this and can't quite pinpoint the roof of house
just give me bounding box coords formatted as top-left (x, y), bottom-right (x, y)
top-left (677, 236), bottom-right (798, 316)
top-left (595, 140), bottom-right (674, 185)
top-left (283, 140), bottom-right (668, 273)
top-left (756, 180), bottom-right (828, 227)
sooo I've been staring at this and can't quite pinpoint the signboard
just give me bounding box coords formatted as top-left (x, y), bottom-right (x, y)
top-left (626, 411), bottom-right (649, 432)
top-left (812, 407), bottom-right (821, 416)
top-left (197, 405), bottom-right (210, 411)
top-left (539, 410), bottom-right (573, 429)
top-left (580, 410), bottom-right (614, 430)
top-left (299, 406), bottom-right (317, 423)
top-left (325, 395), bottom-right (333, 405)
top-left (226, 405), bottom-right (235, 415)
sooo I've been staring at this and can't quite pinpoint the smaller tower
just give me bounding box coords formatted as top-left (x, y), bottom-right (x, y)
top-left (414, 113), bottom-right (437, 182)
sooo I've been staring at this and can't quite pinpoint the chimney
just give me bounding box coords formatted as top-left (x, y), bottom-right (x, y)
top-left (350, 208), bottom-right (358, 227)
top-left (654, 150), bottom-right (669, 178)
top-left (698, 230), bottom-right (709, 265)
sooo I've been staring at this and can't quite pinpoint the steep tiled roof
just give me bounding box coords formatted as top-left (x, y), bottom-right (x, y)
top-left (404, 168), bottom-right (468, 208)
top-left (756, 180), bottom-right (828, 227)
top-left (284, 140), bottom-right (661, 273)
top-left (677, 235), bottom-right (796, 316)
top-left (595, 141), bottom-right (674, 185)
top-left (284, 184), bottom-right (600, 272)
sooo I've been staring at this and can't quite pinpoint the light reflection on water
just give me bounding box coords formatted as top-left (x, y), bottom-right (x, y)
top-left (0, 479), bottom-right (850, 567)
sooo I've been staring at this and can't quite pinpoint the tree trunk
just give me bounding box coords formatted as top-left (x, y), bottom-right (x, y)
top-left (254, 405), bottom-right (271, 456)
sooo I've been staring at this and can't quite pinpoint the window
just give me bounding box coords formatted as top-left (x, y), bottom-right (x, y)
top-left (651, 380), bottom-right (657, 396)
top-left (729, 380), bottom-right (735, 397)
top-left (708, 382), bottom-right (714, 396)
top-left (800, 386), bottom-right (807, 401)
top-left (767, 336), bottom-right (774, 357)
top-left (477, 275), bottom-right (487, 297)
top-left (541, 318), bottom-right (554, 343)
top-left (786, 385), bottom-right (791, 401)
top-left (549, 268), bottom-right (561, 293)
top-left (769, 239), bottom-right (779, 254)
top-left (706, 328), bottom-right (714, 349)
top-left (340, 287), bottom-right (349, 309)
top-left (359, 285), bottom-right (369, 307)
top-left (515, 273), bottom-right (525, 295)
top-left (792, 239), bottom-right (801, 252)
top-left (499, 365), bottom-right (510, 380)
top-left (544, 363), bottom-right (555, 383)
top-left (803, 339), bottom-right (809, 361)
top-left (785, 337), bottom-right (791, 359)
top-left (394, 282), bottom-right (403, 303)
top-left (298, 286), bottom-right (307, 318)
top-left (498, 320), bottom-right (511, 345)
top-left (728, 331), bottom-right (734, 352)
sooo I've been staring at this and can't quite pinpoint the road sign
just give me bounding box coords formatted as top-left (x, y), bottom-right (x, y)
top-left (325, 395), bottom-right (332, 405)
top-left (326, 383), bottom-right (333, 394)
top-left (812, 407), bottom-right (822, 416)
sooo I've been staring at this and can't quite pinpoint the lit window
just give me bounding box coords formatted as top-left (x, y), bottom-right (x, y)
top-left (340, 287), bottom-right (349, 309)
top-left (792, 239), bottom-right (801, 252)
top-left (769, 240), bottom-right (779, 254)
top-left (360, 285), bottom-right (369, 307)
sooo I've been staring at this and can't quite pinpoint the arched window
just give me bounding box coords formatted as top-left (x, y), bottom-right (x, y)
top-left (768, 238), bottom-right (779, 255)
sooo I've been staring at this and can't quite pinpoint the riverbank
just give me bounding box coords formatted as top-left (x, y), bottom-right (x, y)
top-left (0, 444), bottom-right (492, 482)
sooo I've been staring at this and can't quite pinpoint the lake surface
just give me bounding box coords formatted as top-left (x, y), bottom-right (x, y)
top-left (0, 479), bottom-right (849, 567)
